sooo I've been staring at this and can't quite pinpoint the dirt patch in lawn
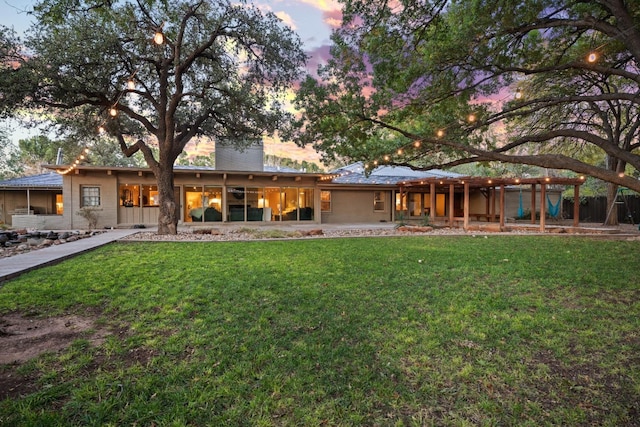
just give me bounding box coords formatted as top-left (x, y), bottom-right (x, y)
top-left (0, 312), bottom-right (109, 399)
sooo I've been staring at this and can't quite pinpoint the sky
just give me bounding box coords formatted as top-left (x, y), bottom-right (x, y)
top-left (0, 0), bottom-right (344, 164)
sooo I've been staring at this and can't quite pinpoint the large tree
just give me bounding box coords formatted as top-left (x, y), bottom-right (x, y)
top-left (290, 0), bottom-right (640, 200)
top-left (0, 0), bottom-right (306, 234)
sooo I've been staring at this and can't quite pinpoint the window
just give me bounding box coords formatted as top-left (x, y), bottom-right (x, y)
top-left (374, 191), bottom-right (385, 211)
top-left (81, 186), bottom-right (101, 207)
top-left (55, 193), bottom-right (63, 215)
top-left (321, 191), bottom-right (331, 212)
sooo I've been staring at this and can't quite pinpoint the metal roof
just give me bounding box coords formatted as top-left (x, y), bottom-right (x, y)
top-left (327, 162), bottom-right (463, 185)
top-left (0, 173), bottom-right (62, 189)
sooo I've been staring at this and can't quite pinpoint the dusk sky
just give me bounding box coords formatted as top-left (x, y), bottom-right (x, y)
top-left (0, 0), bottom-right (344, 164)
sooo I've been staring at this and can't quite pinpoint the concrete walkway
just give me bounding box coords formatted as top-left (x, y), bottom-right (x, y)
top-left (0, 229), bottom-right (141, 283)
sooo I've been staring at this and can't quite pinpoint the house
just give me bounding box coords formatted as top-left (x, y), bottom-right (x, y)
top-left (0, 173), bottom-right (65, 229)
top-left (0, 143), bottom-right (584, 230)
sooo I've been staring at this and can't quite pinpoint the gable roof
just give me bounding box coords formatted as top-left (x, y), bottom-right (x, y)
top-left (0, 173), bottom-right (62, 189)
top-left (328, 162), bottom-right (463, 185)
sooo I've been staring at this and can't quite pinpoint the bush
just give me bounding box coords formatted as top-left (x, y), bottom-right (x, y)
top-left (76, 207), bottom-right (99, 230)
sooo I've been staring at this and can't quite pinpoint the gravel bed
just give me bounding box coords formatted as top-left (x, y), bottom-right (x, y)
top-left (121, 226), bottom-right (521, 242)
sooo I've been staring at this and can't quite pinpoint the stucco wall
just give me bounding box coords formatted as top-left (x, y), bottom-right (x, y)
top-left (321, 189), bottom-right (393, 224)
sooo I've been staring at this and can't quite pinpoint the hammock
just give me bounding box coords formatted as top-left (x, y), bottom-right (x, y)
top-left (517, 186), bottom-right (524, 218)
top-left (547, 194), bottom-right (561, 218)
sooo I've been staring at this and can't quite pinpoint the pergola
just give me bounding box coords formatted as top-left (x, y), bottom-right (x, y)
top-left (398, 176), bottom-right (586, 231)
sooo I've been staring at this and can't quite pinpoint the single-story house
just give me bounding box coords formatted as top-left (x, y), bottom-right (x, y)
top-left (0, 143), bottom-right (584, 230)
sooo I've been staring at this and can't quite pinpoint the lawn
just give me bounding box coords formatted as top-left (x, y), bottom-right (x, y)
top-left (0, 235), bottom-right (638, 426)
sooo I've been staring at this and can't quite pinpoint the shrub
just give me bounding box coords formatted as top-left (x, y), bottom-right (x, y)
top-left (76, 207), bottom-right (99, 230)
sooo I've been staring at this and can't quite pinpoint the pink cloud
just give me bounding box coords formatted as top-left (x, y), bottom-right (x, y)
top-left (305, 44), bottom-right (332, 77)
top-left (274, 11), bottom-right (297, 30)
top-left (298, 0), bottom-right (342, 12)
top-left (323, 9), bottom-right (343, 29)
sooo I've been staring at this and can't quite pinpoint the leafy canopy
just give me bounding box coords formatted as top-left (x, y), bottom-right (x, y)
top-left (290, 0), bottom-right (640, 192)
top-left (1, 0), bottom-right (307, 233)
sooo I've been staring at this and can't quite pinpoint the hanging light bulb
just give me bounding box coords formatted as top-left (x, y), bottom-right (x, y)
top-left (109, 107), bottom-right (118, 117)
top-left (397, 149), bottom-right (403, 155)
top-left (98, 126), bottom-right (106, 134)
top-left (436, 129), bottom-right (445, 138)
top-left (514, 89), bottom-right (523, 100)
top-left (383, 155), bottom-right (390, 161)
top-left (127, 79), bottom-right (136, 90)
top-left (153, 31), bottom-right (165, 45)
top-left (413, 141), bottom-right (421, 148)
top-left (467, 113), bottom-right (476, 122)
top-left (587, 52), bottom-right (597, 63)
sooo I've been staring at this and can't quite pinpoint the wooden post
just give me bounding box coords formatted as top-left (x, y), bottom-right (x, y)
top-left (489, 187), bottom-right (496, 222)
top-left (499, 184), bottom-right (505, 229)
top-left (573, 184), bottom-right (580, 228)
top-left (463, 182), bottom-right (470, 230)
top-left (531, 183), bottom-right (537, 225)
top-left (430, 183), bottom-right (436, 221)
top-left (449, 183), bottom-right (455, 226)
top-left (540, 183), bottom-right (546, 232)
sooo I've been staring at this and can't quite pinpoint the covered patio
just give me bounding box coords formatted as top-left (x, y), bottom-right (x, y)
top-left (398, 176), bottom-right (586, 232)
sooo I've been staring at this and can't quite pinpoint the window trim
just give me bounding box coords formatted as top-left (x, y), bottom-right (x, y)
top-left (320, 190), bottom-right (332, 212)
top-left (373, 191), bottom-right (386, 212)
top-left (81, 185), bottom-right (101, 208)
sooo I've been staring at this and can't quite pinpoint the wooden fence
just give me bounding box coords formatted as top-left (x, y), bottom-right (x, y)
top-left (562, 195), bottom-right (640, 223)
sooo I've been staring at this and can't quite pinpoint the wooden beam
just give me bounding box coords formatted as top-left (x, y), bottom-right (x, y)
top-left (573, 185), bottom-right (580, 228)
top-left (448, 183), bottom-right (455, 226)
top-left (499, 184), bottom-right (505, 229)
top-left (430, 183), bottom-right (436, 220)
top-left (463, 181), bottom-right (470, 230)
top-left (540, 184), bottom-right (546, 232)
top-left (531, 184), bottom-right (536, 225)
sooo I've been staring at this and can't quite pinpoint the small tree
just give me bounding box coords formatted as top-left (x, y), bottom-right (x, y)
top-left (1, 0), bottom-right (307, 234)
top-left (76, 207), bottom-right (99, 230)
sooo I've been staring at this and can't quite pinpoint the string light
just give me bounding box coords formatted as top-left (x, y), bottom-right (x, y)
top-left (153, 31), bottom-right (165, 45)
top-left (56, 147), bottom-right (91, 175)
top-left (587, 52), bottom-right (598, 63)
top-left (127, 79), bottom-right (136, 90)
top-left (109, 107), bottom-right (118, 117)
top-left (436, 129), bottom-right (445, 138)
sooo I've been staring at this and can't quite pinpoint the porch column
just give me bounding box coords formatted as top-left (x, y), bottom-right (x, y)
top-left (499, 184), bottom-right (505, 229)
top-left (26, 189), bottom-right (31, 215)
top-left (540, 183), bottom-right (547, 232)
top-left (430, 183), bottom-right (436, 220)
top-left (448, 183), bottom-right (455, 226)
top-left (463, 182), bottom-right (470, 230)
top-left (489, 187), bottom-right (495, 221)
top-left (573, 184), bottom-right (580, 228)
top-left (531, 184), bottom-right (537, 224)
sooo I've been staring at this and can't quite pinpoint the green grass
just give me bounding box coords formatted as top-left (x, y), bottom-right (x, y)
top-left (1, 236), bottom-right (639, 426)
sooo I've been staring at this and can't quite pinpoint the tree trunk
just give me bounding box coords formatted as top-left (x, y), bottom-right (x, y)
top-left (604, 182), bottom-right (619, 226)
top-left (156, 164), bottom-right (178, 235)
